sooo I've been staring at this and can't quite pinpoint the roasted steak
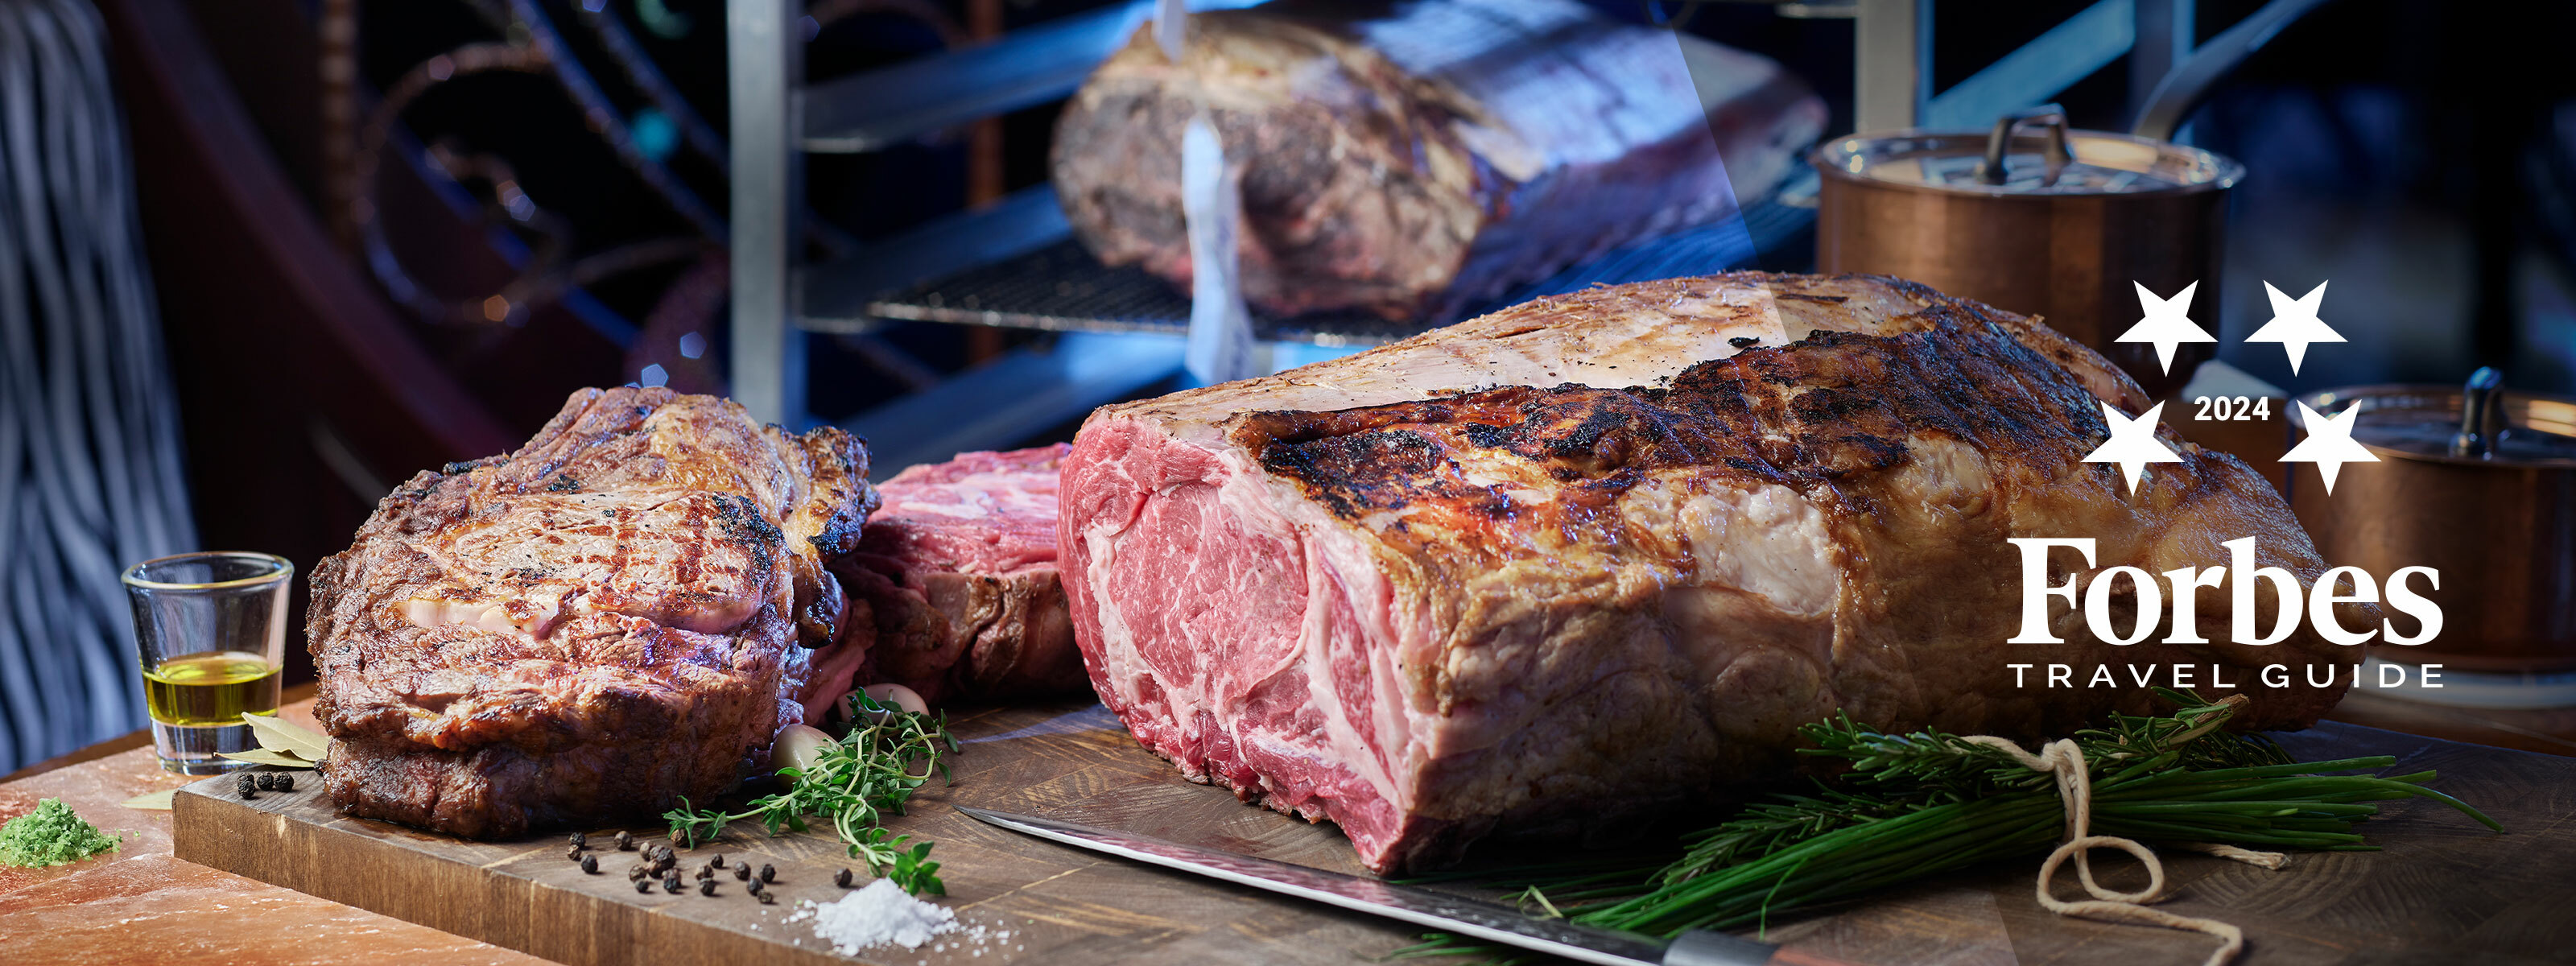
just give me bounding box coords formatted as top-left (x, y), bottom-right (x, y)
top-left (1051, 0), bottom-right (1826, 321)
top-left (309, 388), bottom-right (874, 838)
top-left (1058, 273), bottom-right (2358, 873)
top-left (832, 445), bottom-right (1088, 704)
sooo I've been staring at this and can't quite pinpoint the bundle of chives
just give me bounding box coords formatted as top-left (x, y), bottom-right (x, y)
top-left (1397, 691), bottom-right (2500, 961)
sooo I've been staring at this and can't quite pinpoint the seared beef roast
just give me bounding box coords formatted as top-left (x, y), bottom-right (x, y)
top-left (1058, 273), bottom-right (2357, 873)
top-left (833, 445), bottom-right (1088, 704)
top-left (310, 388), bottom-right (874, 837)
top-left (1051, 0), bottom-right (1825, 321)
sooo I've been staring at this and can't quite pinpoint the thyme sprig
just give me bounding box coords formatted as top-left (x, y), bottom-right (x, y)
top-left (1397, 690), bottom-right (2501, 961)
top-left (663, 692), bottom-right (960, 894)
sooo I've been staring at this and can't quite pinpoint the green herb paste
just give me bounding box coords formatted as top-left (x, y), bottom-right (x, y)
top-left (0, 798), bottom-right (122, 867)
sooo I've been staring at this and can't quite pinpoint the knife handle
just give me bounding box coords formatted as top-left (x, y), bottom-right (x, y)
top-left (1663, 930), bottom-right (1864, 966)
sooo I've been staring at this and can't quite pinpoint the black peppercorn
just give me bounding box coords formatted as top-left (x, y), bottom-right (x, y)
top-left (758, 864), bottom-right (775, 884)
top-left (254, 773), bottom-right (271, 791)
top-left (570, 832), bottom-right (586, 849)
top-left (733, 864), bottom-right (750, 881)
top-left (615, 830), bottom-right (634, 851)
top-left (274, 774), bottom-right (293, 792)
top-left (834, 868), bottom-right (852, 888)
top-left (698, 878), bottom-right (717, 897)
top-left (566, 845), bottom-right (584, 861)
top-left (580, 855), bottom-right (599, 875)
top-left (695, 865), bottom-right (714, 881)
top-left (236, 774), bottom-right (256, 800)
top-left (628, 864), bottom-right (648, 881)
top-left (711, 852), bottom-right (726, 869)
top-left (755, 891), bottom-right (776, 905)
top-left (663, 875), bottom-right (683, 894)
top-left (745, 877), bottom-right (764, 896)
top-left (634, 877), bottom-right (653, 894)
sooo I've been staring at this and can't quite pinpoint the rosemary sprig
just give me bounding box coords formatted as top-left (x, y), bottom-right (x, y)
top-left (1399, 690), bottom-right (2501, 962)
top-left (664, 692), bottom-right (960, 894)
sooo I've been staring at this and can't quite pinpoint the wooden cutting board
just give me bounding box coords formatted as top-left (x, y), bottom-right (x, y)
top-left (171, 700), bottom-right (2576, 966)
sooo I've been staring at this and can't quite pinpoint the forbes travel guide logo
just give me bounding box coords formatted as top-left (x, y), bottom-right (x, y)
top-left (2010, 279), bottom-right (2446, 691)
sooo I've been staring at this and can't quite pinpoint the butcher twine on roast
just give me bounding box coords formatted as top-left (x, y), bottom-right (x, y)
top-left (1057, 272), bottom-right (2360, 874)
top-left (308, 387), bottom-right (873, 838)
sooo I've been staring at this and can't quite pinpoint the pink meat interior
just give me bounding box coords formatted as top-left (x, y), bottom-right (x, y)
top-left (1059, 418), bottom-right (1423, 869)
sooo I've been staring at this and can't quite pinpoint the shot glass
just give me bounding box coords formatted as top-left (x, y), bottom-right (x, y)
top-left (121, 551), bottom-right (294, 774)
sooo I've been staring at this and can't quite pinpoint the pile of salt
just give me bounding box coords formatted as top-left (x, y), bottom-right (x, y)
top-left (797, 878), bottom-right (959, 954)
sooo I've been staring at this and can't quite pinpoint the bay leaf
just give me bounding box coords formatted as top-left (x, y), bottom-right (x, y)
top-left (216, 749), bottom-right (316, 769)
top-left (241, 712), bottom-right (329, 762)
top-left (120, 789), bottom-right (176, 811)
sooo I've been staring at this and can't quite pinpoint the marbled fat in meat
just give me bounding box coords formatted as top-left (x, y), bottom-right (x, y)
top-left (833, 445), bottom-right (1088, 704)
top-left (1058, 273), bottom-right (2358, 873)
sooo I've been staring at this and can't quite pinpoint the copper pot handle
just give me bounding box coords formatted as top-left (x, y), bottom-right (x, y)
top-left (2452, 365), bottom-right (2507, 458)
top-left (1975, 105), bottom-right (2072, 188)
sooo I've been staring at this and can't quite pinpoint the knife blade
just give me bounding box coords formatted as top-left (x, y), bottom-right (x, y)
top-left (956, 806), bottom-right (1831, 966)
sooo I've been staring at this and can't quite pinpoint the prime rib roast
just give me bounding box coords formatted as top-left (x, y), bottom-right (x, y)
top-left (833, 444), bottom-right (1089, 704)
top-left (1058, 272), bottom-right (2359, 874)
top-left (1051, 0), bottom-right (1826, 321)
top-left (309, 388), bottom-right (875, 837)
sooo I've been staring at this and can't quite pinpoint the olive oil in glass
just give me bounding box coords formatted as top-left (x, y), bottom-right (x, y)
top-left (143, 650), bottom-right (281, 727)
top-left (122, 552), bottom-right (295, 774)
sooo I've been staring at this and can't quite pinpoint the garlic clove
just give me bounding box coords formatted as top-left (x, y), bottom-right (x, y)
top-left (862, 683), bottom-right (929, 717)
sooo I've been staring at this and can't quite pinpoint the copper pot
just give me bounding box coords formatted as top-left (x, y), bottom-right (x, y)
top-left (2291, 369), bottom-right (2576, 675)
top-left (1813, 109), bottom-right (2242, 399)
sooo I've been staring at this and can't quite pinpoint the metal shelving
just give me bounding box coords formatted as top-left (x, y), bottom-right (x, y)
top-left (801, 0), bottom-right (1262, 153)
top-left (815, 186), bottom-right (1817, 346)
top-left (727, 0), bottom-right (2194, 452)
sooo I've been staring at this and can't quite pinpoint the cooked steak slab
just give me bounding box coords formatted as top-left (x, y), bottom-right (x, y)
top-left (1052, 0), bottom-right (1825, 320)
top-left (310, 388), bottom-right (874, 837)
top-left (1058, 273), bottom-right (2355, 873)
top-left (834, 445), bottom-right (1088, 704)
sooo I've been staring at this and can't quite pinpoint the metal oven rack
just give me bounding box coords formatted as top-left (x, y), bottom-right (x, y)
top-left (816, 185), bottom-right (1817, 346)
top-left (724, 0), bottom-right (2193, 467)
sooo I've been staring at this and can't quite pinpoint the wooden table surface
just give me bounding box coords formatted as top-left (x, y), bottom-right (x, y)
top-left (0, 693), bottom-right (548, 964)
top-left (5, 693), bottom-right (2573, 966)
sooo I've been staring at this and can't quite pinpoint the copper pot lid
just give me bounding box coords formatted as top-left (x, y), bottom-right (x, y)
top-left (2298, 367), bottom-right (2576, 468)
top-left (1816, 105), bottom-right (2244, 197)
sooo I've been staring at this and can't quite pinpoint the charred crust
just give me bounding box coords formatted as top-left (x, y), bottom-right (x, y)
top-left (1235, 315), bottom-right (2149, 555)
top-left (304, 385), bottom-right (876, 838)
top-left (708, 492), bottom-right (786, 550)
